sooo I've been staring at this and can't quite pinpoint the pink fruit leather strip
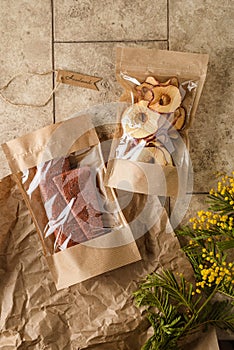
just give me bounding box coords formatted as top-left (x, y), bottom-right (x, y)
top-left (39, 157), bottom-right (87, 249)
top-left (53, 166), bottom-right (104, 240)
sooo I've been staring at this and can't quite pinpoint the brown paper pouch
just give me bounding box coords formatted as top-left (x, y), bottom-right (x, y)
top-left (2, 114), bottom-right (141, 290)
top-left (0, 173), bottom-right (196, 349)
top-left (105, 47), bottom-right (209, 196)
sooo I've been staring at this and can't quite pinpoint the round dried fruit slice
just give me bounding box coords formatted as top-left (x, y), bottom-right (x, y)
top-left (145, 76), bottom-right (160, 86)
top-left (136, 147), bottom-right (157, 163)
top-left (149, 141), bottom-right (174, 166)
top-left (122, 102), bottom-right (160, 139)
top-left (135, 82), bottom-right (154, 102)
top-left (173, 107), bottom-right (186, 130)
top-left (149, 85), bottom-right (181, 113)
top-left (160, 77), bottom-right (179, 88)
top-left (137, 145), bottom-right (173, 166)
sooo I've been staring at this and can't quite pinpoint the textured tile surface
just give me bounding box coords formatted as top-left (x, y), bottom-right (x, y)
top-left (170, 194), bottom-right (207, 230)
top-left (54, 41), bottom-right (167, 121)
top-left (54, 0), bottom-right (167, 41)
top-left (169, 0), bottom-right (234, 191)
top-left (189, 128), bottom-right (233, 192)
top-left (0, 1), bottom-right (53, 178)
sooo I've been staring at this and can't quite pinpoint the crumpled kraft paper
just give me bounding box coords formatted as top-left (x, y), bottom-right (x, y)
top-left (0, 114), bottom-right (218, 349)
top-left (0, 173), bottom-right (196, 350)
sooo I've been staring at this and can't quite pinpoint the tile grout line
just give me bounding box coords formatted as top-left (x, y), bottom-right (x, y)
top-left (188, 192), bottom-right (209, 195)
top-left (54, 39), bottom-right (168, 44)
top-left (51, 0), bottom-right (55, 124)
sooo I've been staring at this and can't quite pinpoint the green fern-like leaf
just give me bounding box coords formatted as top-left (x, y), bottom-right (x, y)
top-left (216, 239), bottom-right (234, 251)
top-left (134, 269), bottom-right (234, 350)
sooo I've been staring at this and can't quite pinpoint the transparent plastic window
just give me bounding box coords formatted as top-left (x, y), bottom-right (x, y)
top-left (105, 47), bottom-right (208, 196)
top-left (21, 144), bottom-right (123, 254)
top-left (116, 74), bottom-right (198, 167)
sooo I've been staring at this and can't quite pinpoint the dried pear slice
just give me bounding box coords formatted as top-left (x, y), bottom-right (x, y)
top-left (122, 103), bottom-right (160, 139)
top-left (149, 85), bottom-right (181, 113)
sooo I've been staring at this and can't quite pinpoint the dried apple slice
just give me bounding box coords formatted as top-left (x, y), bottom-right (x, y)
top-left (135, 82), bottom-right (154, 102)
top-left (136, 147), bottom-right (168, 165)
top-left (160, 147), bottom-right (173, 166)
top-left (160, 77), bottom-right (179, 88)
top-left (145, 76), bottom-right (160, 86)
top-left (152, 147), bottom-right (172, 166)
top-left (153, 148), bottom-right (167, 165)
top-left (122, 102), bottom-right (160, 139)
top-left (168, 129), bottom-right (179, 140)
top-left (170, 77), bottom-right (179, 87)
top-left (173, 107), bottom-right (186, 130)
top-left (149, 85), bottom-right (181, 113)
top-left (149, 141), bottom-right (173, 166)
top-left (136, 147), bottom-right (157, 163)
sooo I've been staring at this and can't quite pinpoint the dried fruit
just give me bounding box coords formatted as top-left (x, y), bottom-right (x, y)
top-left (53, 166), bottom-right (104, 241)
top-left (122, 102), bottom-right (160, 139)
top-left (39, 157), bottom-right (87, 250)
top-left (149, 85), bottom-right (181, 113)
top-left (137, 147), bottom-right (157, 163)
top-left (160, 77), bottom-right (179, 88)
top-left (136, 142), bottom-right (173, 166)
top-left (135, 82), bottom-right (154, 102)
top-left (160, 147), bottom-right (173, 166)
top-left (150, 142), bottom-right (173, 166)
top-left (173, 107), bottom-right (186, 130)
top-left (122, 75), bottom-right (185, 168)
top-left (145, 76), bottom-right (160, 86)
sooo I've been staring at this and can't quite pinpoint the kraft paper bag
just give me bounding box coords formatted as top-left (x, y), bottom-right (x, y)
top-left (0, 173), bottom-right (194, 349)
top-left (105, 47), bottom-right (209, 197)
top-left (2, 114), bottom-right (141, 290)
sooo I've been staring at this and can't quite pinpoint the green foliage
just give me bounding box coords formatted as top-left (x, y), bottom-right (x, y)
top-left (134, 173), bottom-right (234, 349)
top-left (134, 270), bottom-right (234, 350)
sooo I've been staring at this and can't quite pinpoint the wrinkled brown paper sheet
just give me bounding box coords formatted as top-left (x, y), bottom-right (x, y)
top-left (0, 173), bottom-right (196, 349)
top-left (0, 113), bottom-right (219, 349)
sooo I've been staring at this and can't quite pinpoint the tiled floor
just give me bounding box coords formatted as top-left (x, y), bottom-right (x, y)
top-left (0, 0), bottom-right (233, 221)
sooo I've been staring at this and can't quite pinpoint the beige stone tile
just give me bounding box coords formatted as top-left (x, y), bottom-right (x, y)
top-left (170, 193), bottom-right (208, 231)
top-left (189, 128), bottom-right (234, 192)
top-left (54, 41), bottom-right (168, 121)
top-left (0, 1), bottom-right (53, 178)
top-left (169, 0), bottom-right (234, 191)
top-left (54, 0), bottom-right (167, 41)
